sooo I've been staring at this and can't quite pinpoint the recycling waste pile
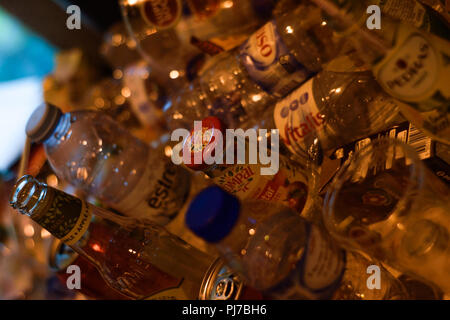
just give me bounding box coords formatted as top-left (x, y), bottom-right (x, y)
top-left (0, 0), bottom-right (449, 301)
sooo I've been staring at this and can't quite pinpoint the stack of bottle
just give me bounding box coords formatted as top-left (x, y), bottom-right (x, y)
top-left (6, 0), bottom-right (450, 300)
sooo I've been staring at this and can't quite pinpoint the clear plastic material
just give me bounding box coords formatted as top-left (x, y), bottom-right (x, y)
top-left (120, 0), bottom-right (276, 88)
top-left (42, 110), bottom-right (191, 225)
top-left (195, 199), bottom-right (408, 299)
top-left (311, 0), bottom-right (450, 145)
top-left (274, 62), bottom-right (403, 163)
top-left (324, 138), bottom-right (450, 292)
top-left (163, 2), bottom-right (344, 132)
top-left (164, 57), bottom-right (276, 131)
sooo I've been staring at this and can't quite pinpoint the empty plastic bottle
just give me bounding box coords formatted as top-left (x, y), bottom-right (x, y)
top-left (25, 103), bottom-right (191, 225)
top-left (185, 186), bottom-right (409, 300)
top-left (120, 0), bottom-right (284, 88)
top-left (311, 0), bottom-right (450, 145)
top-left (164, 1), bottom-right (343, 131)
top-left (274, 55), bottom-right (403, 164)
top-left (180, 116), bottom-right (312, 214)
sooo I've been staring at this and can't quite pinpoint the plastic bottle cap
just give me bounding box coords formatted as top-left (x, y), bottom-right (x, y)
top-left (184, 116), bottom-right (224, 171)
top-left (26, 103), bottom-right (63, 143)
top-left (185, 186), bottom-right (240, 243)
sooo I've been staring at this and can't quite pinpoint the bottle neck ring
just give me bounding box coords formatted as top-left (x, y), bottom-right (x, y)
top-left (10, 175), bottom-right (48, 217)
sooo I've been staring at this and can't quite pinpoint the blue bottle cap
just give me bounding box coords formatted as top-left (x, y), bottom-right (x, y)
top-left (185, 186), bottom-right (240, 243)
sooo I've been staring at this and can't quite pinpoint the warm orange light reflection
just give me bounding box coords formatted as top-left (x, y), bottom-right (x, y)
top-left (92, 243), bottom-right (104, 253)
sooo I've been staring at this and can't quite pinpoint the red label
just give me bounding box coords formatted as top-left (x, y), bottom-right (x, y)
top-left (256, 173), bottom-right (283, 201)
top-left (255, 27), bottom-right (274, 58)
top-left (221, 166), bottom-right (257, 194)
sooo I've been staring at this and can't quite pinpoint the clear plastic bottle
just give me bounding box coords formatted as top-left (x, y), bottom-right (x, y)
top-left (25, 103), bottom-right (191, 225)
top-left (185, 186), bottom-right (409, 299)
top-left (164, 1), bottom-right (344, 131)
top-left (120, 0), bottom-right (282, 87)
top-left (323, 138), bottom-right (450, 293)
top-left (180, 116), bottom-right (313, 215)
top-left (366, 0), bottom-right (449, 38)
top-left (311, 0), bottom-right (450, 145)
top-left (274, 56), bottom-right (403, 163)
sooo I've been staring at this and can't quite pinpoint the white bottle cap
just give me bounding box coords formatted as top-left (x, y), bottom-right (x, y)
top-left (26, 103), bottom-right (63, 143)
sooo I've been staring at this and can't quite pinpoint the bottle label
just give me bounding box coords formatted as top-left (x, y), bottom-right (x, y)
top-left (274, 78), bottom-right (327, 157)
top-left (33, 192), bottom-right (92, 246)
top-left (275, 64), bottom-right (404, 157)
top-left (374, 31), bottom-right (443, 103)
top-left (140, 0), bottom-right (183, 30)
top-left (373, 26), bottom-right (450, 140)
top-left (330, 121), bottom-right (450, 186)
top-left (267, 225), bottom-right (346, 299)
top-left (379, 0), bottom-right (427, 29)
top-left (139, 0), bottom-right (248, 55)
top-left (114, 151), bottom-right (190, 225)
top-left (209, 158), bottom-right (309, 213)
top-left (240, 21), bottom-right (312, 97)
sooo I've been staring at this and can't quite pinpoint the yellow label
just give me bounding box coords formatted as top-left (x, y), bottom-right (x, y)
top-left (61, 202), bottom-right (92, 245)
top-left (379, 0), bottom-right (427, 29)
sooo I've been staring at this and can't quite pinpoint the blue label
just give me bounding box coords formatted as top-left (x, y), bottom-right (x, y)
top-left (240, 21), bottom-right (313, 97)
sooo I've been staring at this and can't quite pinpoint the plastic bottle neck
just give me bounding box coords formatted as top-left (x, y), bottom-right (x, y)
top-left (43, 112), bottom-right (72, 147)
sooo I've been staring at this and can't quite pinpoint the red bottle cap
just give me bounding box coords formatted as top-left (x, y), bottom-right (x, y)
top-left (184, 116), bottom-right (224, 171)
